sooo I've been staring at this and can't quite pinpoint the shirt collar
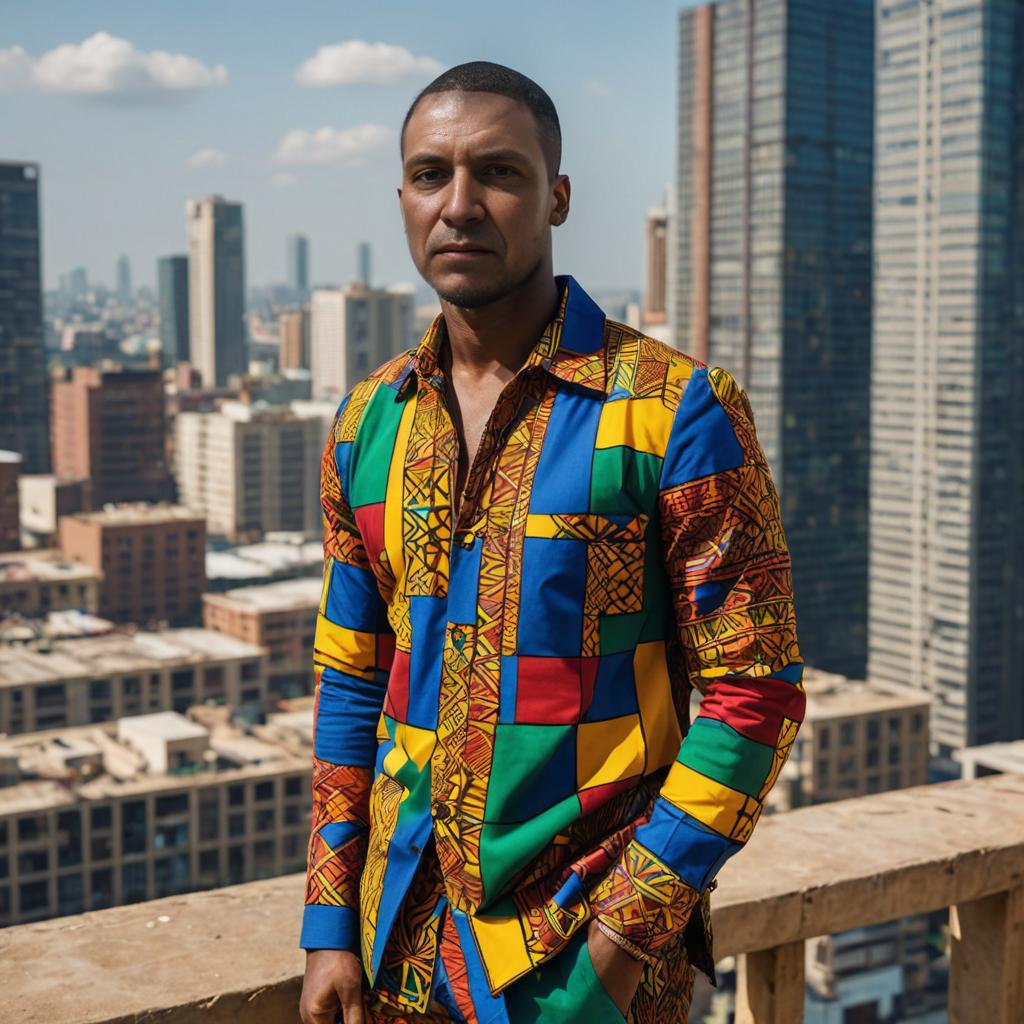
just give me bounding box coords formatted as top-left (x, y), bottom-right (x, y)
top-left (393, 274), bottom-right (608, 401)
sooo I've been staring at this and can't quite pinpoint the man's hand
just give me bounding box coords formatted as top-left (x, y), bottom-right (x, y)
top-left (300, 949), bottom-right (365, 1024)
top-left (586, 918), bottom-right (645, 1016)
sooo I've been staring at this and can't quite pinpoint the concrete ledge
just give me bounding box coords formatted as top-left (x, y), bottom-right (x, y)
top-left (1, 773), bottom-right (1022, 1023)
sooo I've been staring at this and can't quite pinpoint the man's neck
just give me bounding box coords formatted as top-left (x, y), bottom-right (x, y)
top-left (438, 269), bottom-right (560, 383)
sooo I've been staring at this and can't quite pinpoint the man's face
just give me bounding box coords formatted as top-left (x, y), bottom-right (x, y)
top-left (399, 91), bottom-right (569, 309)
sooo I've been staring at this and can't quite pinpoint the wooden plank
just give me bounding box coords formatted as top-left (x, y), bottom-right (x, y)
top-left (949, 885), bottom-right (1024, 1024)
top-left (735, 941), bottom-right (805, 1024)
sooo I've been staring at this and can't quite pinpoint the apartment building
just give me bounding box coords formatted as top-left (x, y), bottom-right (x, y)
top-left (0, 550), bottom-right (100, 618)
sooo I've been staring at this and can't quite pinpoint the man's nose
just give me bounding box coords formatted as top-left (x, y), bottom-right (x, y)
top-left (441, 168), bottom-right (485, 226)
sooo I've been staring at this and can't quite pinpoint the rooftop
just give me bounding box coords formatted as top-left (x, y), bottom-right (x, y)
top-left (957, 739), bottom-right (1024, 775)
top-left (203, 576), bottom-right (322, 614)
top-left (0, 549), bottom-right (97, 584)
top-left (801, 666), bottom-right (933, 720)
top-left (0, 627), bottom-right (263, 689)
top-left (61, 503), bottom-right (205, 528)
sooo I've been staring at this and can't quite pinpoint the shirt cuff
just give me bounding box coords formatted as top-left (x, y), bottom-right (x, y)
top-left (300, 903), bottom-right (360, 951)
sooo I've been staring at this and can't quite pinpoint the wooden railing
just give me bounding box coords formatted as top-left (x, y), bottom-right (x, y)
top-left (1, 772), bottom-right (1021, 1023)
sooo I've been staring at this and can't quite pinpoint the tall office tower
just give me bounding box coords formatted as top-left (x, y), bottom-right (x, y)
top-left (51, 365), bottom-right (171, 506)
top-left (675, 1), bottom-right (874, 678)
top-left (310, 282), bottom-right (414, 403)
top-left (357, 241), bottom-right (372, 287)
top-left (69, 266), bottom-right (88, 299)
top-left (279, 309), bottom-right (310, 371)
top-left (870, 0), bottom-right (1024, 771)
top-left (157, 255), bottom-right (190, 366)
top-left (643, 207), bottom-right (667, 331)
top-left (116, 254), bottom-right (132, 304)
top-left (186, 195), bottom-right (246, 388)
top-left (287, 233), bottom-right (309, 300)
top-left (0, 161), bottom-right (49, 473)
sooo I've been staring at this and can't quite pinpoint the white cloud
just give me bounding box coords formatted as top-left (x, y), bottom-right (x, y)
top-left (583, 80), bottom-right (611, 98)
top-left (273, 124), bottom-right (395, 167)
top-left (294, 40), bottom-right (441, 87)
top-left (0, 32), bottom-right (228, 97)
top-left (269, 171), bottom-right (298, 188)
top-left (186, 147), bottom-right (227, 169)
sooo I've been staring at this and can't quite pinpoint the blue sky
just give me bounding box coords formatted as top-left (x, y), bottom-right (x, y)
top-left (1, 1), bottom-right (696, 294)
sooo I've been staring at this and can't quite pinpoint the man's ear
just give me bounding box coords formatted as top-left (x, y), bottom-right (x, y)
top-left (396, 187), bottom-right (402, 199)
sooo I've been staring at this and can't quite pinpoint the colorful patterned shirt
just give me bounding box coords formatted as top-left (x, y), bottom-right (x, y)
top-left (301, 274), bottom-right (805, 1010)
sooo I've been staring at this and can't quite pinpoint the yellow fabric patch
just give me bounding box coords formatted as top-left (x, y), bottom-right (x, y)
top-left (382, 721), bottom-right (437, 779)
top-left (313, 615), bottom-right (377, 679)
top-left (577, 714), bottom-right (645, 790)
top-left (660, 760), bottom-right (762, 842)
top-left (469, 908), bottom-right (535, 989)
top-left (384, 397), bottom-right (417, 589)
top-left (633, 640), bottom-right (682, 771)
top-left (595, 396), bottom-right (677, 455)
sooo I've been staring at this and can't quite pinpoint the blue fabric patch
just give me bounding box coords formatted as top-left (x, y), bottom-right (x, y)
top-left (318, 821), bottom-right (364, 850)
top-left (407, 596), bottom-right (446, 729)
top-left (693, 577), bottom-right (739, 616)
top-left (299, 903), bottom-right (358, 951)
top-left (633, 796), bottom-right (741, 892)
top-left (583, 650), bottom-right (638, 721)
top-left (552, 870), bottom-right (585, 911)
top-left (448, 535), bottom-right (482, 624)
top-left (314, 665), bottom-right (386, 766)
top-left (499, 655), bottom-right (518, 725)
top-left (558, 274), bottom-right (606, 355)
top-left (772, 661), bottom-right (805, 684)
top-left (451, 909), bottom-right (513, 1023)
top-left (325, 559), bottom-right (385, 632)
top-left (660, 368), bottom-right (744, 489)
top-left (518, 538), bottom-right (586, 656)
top-left (529, 387), bottom-right (604, 514)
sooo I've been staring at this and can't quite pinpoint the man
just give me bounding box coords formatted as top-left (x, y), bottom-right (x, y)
top-left (299, 61), bottom-right (805, 1024)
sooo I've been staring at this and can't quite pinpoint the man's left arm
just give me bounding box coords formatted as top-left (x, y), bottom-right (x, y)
top-left (589, 364), bottom-right (807, 962)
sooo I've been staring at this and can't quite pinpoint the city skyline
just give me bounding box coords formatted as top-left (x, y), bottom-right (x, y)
top-left (1, 1), bottom-right (702, 295)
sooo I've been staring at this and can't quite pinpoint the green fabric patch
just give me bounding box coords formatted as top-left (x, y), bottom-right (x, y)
top-left (348, 384), bottom-right (407, 508)
top-left (677, 716), bottom-right (775, 797)
top-left (590, 447), bottom-right (663, 515)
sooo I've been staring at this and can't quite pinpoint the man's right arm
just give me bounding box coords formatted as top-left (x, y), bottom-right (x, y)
top-left (301, 400), bottom-right (395, 953)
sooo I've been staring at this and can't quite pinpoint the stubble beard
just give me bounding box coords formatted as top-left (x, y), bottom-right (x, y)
top-left (432, 257), bottom-right (545, 310)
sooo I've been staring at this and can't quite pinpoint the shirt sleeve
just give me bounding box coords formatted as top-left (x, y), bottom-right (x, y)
top-left (589, 364), bottom-right (806, 959)
top-left (300, 402), bottom-right (396, 951)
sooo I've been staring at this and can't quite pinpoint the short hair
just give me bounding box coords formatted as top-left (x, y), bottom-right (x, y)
top-left (400, 61), bottom-right (562, 179)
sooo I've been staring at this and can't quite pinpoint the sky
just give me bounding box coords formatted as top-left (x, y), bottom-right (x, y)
top-left (1, 1), bottom-right (698, 295)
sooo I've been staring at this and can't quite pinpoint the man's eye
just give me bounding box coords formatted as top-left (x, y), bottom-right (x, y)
top-left (414, 169), bottom-right (444, 183)
top-left (487, 165), bottom-right (516, 177)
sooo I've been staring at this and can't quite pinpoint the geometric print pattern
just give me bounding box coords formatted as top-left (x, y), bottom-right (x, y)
top-left (301, 274), bottom-right (806, 1021)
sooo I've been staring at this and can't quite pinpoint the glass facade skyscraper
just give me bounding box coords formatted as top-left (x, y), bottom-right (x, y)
top-left (158, 255), bottom-right (189, 366)
top-left (675, 0), bottom-right (874, 678)
top-left (0, 161), bottom-right (49, 473)
top-left (870, 0), bottom-right (1024, 769)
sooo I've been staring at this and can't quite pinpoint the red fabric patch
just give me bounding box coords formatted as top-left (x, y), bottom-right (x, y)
top-left (377, 631), bottom-right (396, 670)
top-left (384, 649), bottom-right (410, 722)
top-left (580, 657), bottom-right (599, 721)
top-left (578, 776), bottom-right (639, 816)
top-left (515, 656), bottom-right (582, 723)
top-left (353, 501), bottom-right (385, 567)
top-left (696, 675), bottom-right (806, 745)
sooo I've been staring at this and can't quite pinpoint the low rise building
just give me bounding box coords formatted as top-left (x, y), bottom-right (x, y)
top-left (203, 577), bottom-right (321, 697)
top-left (0, 628), bottom-right (265, 735)
top-left (0, 550), bottom-right (100, 618)
top-left (0, 703), bottom-right (313, 926)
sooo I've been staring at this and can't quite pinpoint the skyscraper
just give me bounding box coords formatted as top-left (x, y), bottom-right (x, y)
top-left (643, 198), bottom-right (669, 336)
top-left (0, 161), bottom-right (49, 473)
top-left (310, 283), bottom-right (414, 402)
top-left (357, 241), bottom-right (372, 288)
top-left (186, 195), bottom-right (246, 388)
top-left (287, 233), bottom-right (309, 300)
top-left (870, 0), bottom-right (1024, 769)
top-left (675, 0), bottom-right (874, 678)
top-left (158, 255), bottom-right (190, 366)
top-left (116, 254), bottom-right (132, 304)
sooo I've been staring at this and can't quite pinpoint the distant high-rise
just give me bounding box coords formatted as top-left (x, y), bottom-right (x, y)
top-left (186, 195), bottom-right (246, 388)
top-left (310, 283), bottom-right (414, 402)
top-left (158, 255), bottom-right (190, 365)
top-left (51, 365), bottom-right (171, 506)
top-left (643, 198), bottom-right (669, 332)
top-left (357, 242), bottom-right (372, 287)
top-left (116, 254), bottom-right (132, 304)
top-left (279, 309), bottom-right (310, 371)
top-left (675, 1), bottom-right (874, 679)
top-left (869, 0), bottom-right (1024, 767)
top-left (287, 233), bottom-right (309, 299)
top-left (0, 161), bottom-right (49, 473)
top-left (69, 266), bottom-right (88, 299)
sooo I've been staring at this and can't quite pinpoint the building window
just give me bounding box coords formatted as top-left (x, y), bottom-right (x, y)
top-left (122, 861), bottom-right (147, 903)
top-left (840, 722), bottom-right (854, 747)
top-left (18, 879), bottom-right (49, 915)
top-left (122, 800), bottom-right (148, 855)
top-left (57, 873), bottom-right (84, 916)
top-left (90, 868), bottom-right (114, 909)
